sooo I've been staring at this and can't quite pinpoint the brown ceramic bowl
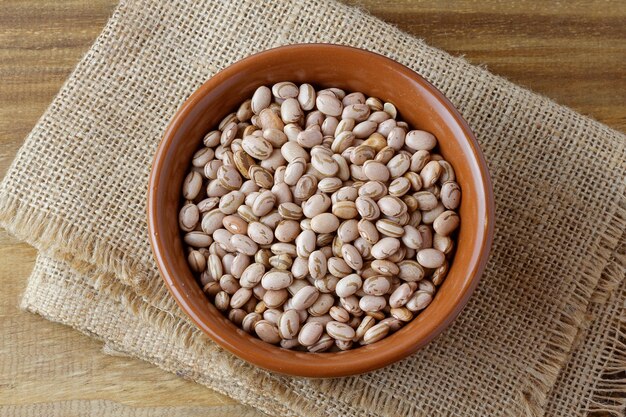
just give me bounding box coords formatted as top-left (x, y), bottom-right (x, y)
top-left (148, 44), bottom-right (494, 377)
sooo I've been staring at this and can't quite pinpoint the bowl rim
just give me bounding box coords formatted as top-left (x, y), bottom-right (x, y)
top-left (148, 43), bottom-right (495, 377)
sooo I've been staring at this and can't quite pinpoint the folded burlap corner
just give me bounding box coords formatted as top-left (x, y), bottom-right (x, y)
top-left (1, 0), bottom-right (624, 416)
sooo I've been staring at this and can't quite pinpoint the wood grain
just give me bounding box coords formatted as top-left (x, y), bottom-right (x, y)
top-left (0, 0), bottom-right (624, 415)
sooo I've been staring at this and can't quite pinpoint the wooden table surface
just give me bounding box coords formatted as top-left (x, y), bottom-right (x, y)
top-left (1, 1), bottom-right (624, 415)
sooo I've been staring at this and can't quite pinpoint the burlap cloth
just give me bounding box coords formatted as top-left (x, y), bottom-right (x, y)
top-left (1, 0), bottom-right (624, 415)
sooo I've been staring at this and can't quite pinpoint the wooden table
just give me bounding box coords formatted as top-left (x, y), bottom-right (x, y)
top-left (1, 1), bottom-right (624, 415)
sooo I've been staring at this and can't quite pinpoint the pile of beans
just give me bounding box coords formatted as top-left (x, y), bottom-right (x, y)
top-left (179, 82), bottom-right (461, 351)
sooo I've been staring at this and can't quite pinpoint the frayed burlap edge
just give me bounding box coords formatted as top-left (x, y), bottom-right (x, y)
top-left (582, 220), bottom-right (626, 415)
top-left (586, 290), bottom-right (626, 416)
top-left (0, 192), bottom-right (150, 290)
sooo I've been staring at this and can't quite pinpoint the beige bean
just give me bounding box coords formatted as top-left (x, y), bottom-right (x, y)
top-left (251, 190), bottom-right (276, 217)
top-left (414, 191), bottom-right (438, 211)
top-left (371, 237), bottom-right (401, 260)
top-left (353, 120), bottom-right (377, 138)
top-left (179, 204), bottom-right (199, 232)
top-left (220, 122), bottom-right (237, 147)
top-left (405, 130), bottom-right (437, 151)
top-left (302, 193), bottom-right (331, 218)
top-left (326, 321), bottom-right (356, 341)
top-left (230, 234), bottom-right (258, 256)
top-left (298, 322), bottom-right (324, 346)
top-left (201, 209), bottom-right (226, 235)
top-left (433, 233), bottom-right (454, 254)
top-left (375, 219), bottom-right (404, 238)
top-left (335, 274), bottom-right (362, 298)
top-left (356, 219), bottom-right (379, 244)
top-left (278, 309), bottom-right (300, 339)
top-left (184, 231), bottom-right (212, 248)
top-left (342, 103), bottom-right (370, 121)
top-left (370, 260), bottom-right (399, 277)
top-left (284, 157), bottom-right (306, 186)
top-left (376, 119), bottom-right (396, 138)
top-left (293, 174), bottom-right (318, 200)
top-left (310, 213), bottom-right (340, 234)
top-left (308, 293), bottom-right (334, 316)
top-left (362, 160), bottom-right (390, 182)
top-left (329, 306), bottom-right (350, 323)
top-left (362, 322), bottom-right (390, 345)
top-left (388, 177), bottom-right (411, 197)
top-left (242, 312), bottom-right (262, 333)
top-left (261, 149), bottom-right (287, 173)
top-left (332, 201), bottom-right (358, 220)
top-left (269, 253), bottom-right (292, 270)
top-left (422, 202), bottom-right (445, 224)
top-left (401, 225), bottom-right (424, 250)
top-left (214, 291), bottom-right (230, 311)
top-left (305, 110), bottom-right (324, 128)
top-left (203, 130), bottom-right (221, 147)
top-left (408, 150), bottom-right (429, 173)
top-left (274, 220), bottom-right (300, 242)
top-left (328, 257), bottom-right (353, 277)
top-left (292, 285), bottom-right (321, 310)
top-left (192, 147), bottom-right (214, 168)
top-left (441, 181), bottom-right (461, 210)
top-left (318, 177), bottom-right (343, 194)
top-left (418, 224), bottom-right (433, 249)
top-left (309, 250), bottom-right (327, 280)
top-left (310, 146), bottom-right (339, 177)
top-left (277, 202), bottom-right (303, 220)
top-left (261, 270), bottom-right (293, 290)
top-left (223, 215), bottom-right (248, 235)
top-left (241, 135), bottom-right (272, 160)
top-left (433, 210), bottom-right (460, 236)
top-left (297, 83), bottom-right (316, 110)
top-left (363, 276), bottom-right (391, 296)
top-left (281, 141), bottom-right (309, 163)
top-left (230, 287), bottom-right (252, 309)
top-left (251, 86), bottom-right (272, 114)
top-left (406, 291), bottom-right (433, 312)
top-left (316, 94), bottom-right (342, 116)
top-left (389, 283), bottom-right (414, 308)
top-left (182, 171), bottom-right (202, 200)
top-left (350, 144), bottom-right (375, 165)
top-left (271, 183), bottom-right (292, 206)
top-left (297, 128), bottom-right (323, 148)
top-left (245, 221), bottom-right (273, 245)
top-left (197, 197), bottom-right (220, 213)
top-left (359, 295), bottom-right (387, 312)
top-left (259, 108), bottom-right (284, 130)
top-left (416, 248), bottom-right (446, 268)
top-left (187, 250), bottom-right (206, 273)
top-left (341, 244), bottom-right (363, 270)
top-left (337, 219), bottom-right (360, 243)
top-left (263, 308), bottom-right (282, 325)
top-left (398, 260), bottom-right (425, 282)
top-left (420, 160), bottom-right (443, 187)
top-left (254, 320), bottom-right (281, 344)
top-left (271, 81), bottom-right (298, 99)
top-left (358, 181), bottom-right (387, 200)
top-left (263, 289), bottom-right (289, 308)
top-left (321, 116), bottom-right (339, 136)
top-left (378, 196), bottom-right (407, 217)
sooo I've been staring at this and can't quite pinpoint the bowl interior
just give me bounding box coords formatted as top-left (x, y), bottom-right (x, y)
top-left (148, 44), bottom-right (493, 377)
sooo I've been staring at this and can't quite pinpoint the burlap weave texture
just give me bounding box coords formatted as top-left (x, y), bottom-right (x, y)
top-left (1, 0), bottom-right (625, 415)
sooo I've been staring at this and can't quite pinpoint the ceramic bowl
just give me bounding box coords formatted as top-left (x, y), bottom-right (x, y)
top-left (148, 44), bottom-right (494, 377)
